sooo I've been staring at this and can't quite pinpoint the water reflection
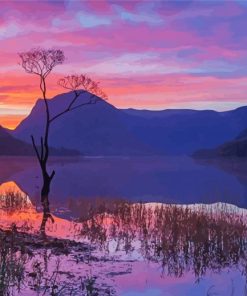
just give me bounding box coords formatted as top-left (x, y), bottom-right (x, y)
top-left (0, 180), bottom-right (247, 295)
top-left (1, 156), bottom-right (247, 209)
top-left (0, 229), bottom-right (27, 295)
top-left (0, 181), bottom-right (82, 239)
top-left (0, 228), bottom-right (116, 295)
top-left (0, 189), bottom-right (247, 294)
top-left (0, 181), bottom-right (33, 212)
top-left (80, 202), bottom-right (247, 281)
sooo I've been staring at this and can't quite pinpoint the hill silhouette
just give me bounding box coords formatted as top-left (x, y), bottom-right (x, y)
top-left (11, 91), bottom-right (247, 155)
top-left (0, 125), bottom-right (80, 156)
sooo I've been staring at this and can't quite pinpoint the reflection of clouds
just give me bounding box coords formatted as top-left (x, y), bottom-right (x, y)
top-left (0, 181), bottom-right (24, 193)
top-left (0, 181), bottom-right (82, 239)
top-left (0, 181), bottom-right (33, 210)
top-left (117, 260), bottom-right (245, 296)
top-left (81, 202), bottom-right (247, 282)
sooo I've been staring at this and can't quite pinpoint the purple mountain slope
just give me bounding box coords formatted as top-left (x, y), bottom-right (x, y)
top-left (0, 125), bottom-right (34, 155)
top-left (0, 125), bottom-right (79, 156)
top-left (13, 91), bottom-right (247, 155)
top-left (13, 91), bottom-right (152, 155)
top-left (193, 127), bottom-right (247, 158)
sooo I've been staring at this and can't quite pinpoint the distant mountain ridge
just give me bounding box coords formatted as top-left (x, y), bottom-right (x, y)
top-left (122, 105), bottom-right (247, 154)
top-left (10, 91), bottom-right (247, 155)
top-left (122, 108), bottom-right (199, 118)
top-left (193, 127), bottom-right (247, 158)
top-left (0, 125), bottom-right (34, 155)
top-left (0, 125), bottom-right (80, 156)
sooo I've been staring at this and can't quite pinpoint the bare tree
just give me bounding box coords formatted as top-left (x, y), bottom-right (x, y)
top-left (19, 48), bottom-right (107, 235)
top-left (53, 74), bottom-right (107, 122)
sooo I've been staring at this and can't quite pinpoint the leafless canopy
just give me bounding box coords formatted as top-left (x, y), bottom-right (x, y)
top-left (49, 74), bottom-right (108, 122)
top-left (19, 48), bottom-right (65, 77)
top-left (58, 74), bottom-right (108, 100)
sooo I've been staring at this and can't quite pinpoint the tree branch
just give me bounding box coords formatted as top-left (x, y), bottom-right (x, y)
top-left (49, 90), bottom-right (96, 123)
top-left (40, 137), bottom-right (44, 161)
top-left (31, 135), bottom-right (41, 164)
top-left (50, 170), bottom-right (55, 181)
top-left (69, 97), bottom-right (98, 112)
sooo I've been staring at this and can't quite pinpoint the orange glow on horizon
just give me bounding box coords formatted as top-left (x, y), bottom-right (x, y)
top-left (0, 115), bottom-right (27, 129)
top-left (1, 1), bottom-right (247, 130)
top-left (2, 74), bottom-right (247, 129)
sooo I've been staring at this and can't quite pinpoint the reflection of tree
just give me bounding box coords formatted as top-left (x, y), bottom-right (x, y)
top-left (80, 202), bottom-right (247, 280)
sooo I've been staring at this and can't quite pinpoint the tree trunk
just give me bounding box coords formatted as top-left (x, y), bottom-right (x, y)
top-left (40, 169), bottom-right (54, 236)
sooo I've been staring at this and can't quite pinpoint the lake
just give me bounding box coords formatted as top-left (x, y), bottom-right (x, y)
top-left (0, 155), bottom-right (247, 210)
top-left (0, 155), bottom-right (247, 295)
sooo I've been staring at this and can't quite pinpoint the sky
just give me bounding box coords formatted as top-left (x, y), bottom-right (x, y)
top-left (1, 0), bottom-right (247, 129)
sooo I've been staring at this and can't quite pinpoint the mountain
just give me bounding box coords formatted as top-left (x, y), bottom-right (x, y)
top-left (0, 125), bottom-right (34, 155)
top-left (12, 91), bottom-right (247, 155)
top-left (13, 92), bottom-right (152, 155)
top-left (193, 128), bottom-right (247, 158)
top-left (123, 108), bottom-right (198, 119)
top-left (122, 106), bottom-right (247, 154)
top-left (0, 125), bottom-right (80, 156)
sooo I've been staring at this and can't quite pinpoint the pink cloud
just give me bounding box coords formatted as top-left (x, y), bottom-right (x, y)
top-left (1, 1), bottom-right (247, 129)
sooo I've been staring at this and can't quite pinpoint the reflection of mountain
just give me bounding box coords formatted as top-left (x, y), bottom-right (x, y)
top-left (0, 125), bottom-right (80, 156)
top-left (2, 156), bottom-right (246, 207)
top-left (195, 157), bottom-right (247, 194)
top-left (0, 181), bottom-right (81, 239)
top-left (0, 156), bottom-right (39, 187)
top-left (1, 156), bottom-right (247, 208)
top-left (12, 91), bottom-right (247, 155)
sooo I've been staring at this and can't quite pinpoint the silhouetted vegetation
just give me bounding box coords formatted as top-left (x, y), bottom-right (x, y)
top-left (0, 228), bottom-right (27, 295)
top-left (79, 201), bottom-right (247, 280)
top-left (0, 190), bottom-right (247, 294)
top-left (0, 227), bottom-right (115, 295)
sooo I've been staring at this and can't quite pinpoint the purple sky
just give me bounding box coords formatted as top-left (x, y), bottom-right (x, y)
top-left (1, 0), bottom-right (247, 128)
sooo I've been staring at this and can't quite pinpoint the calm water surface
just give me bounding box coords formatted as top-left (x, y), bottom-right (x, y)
top-left (0, 155), bottom-right (247, 295)
top-left (0, 155), bottom-right (246, 208)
